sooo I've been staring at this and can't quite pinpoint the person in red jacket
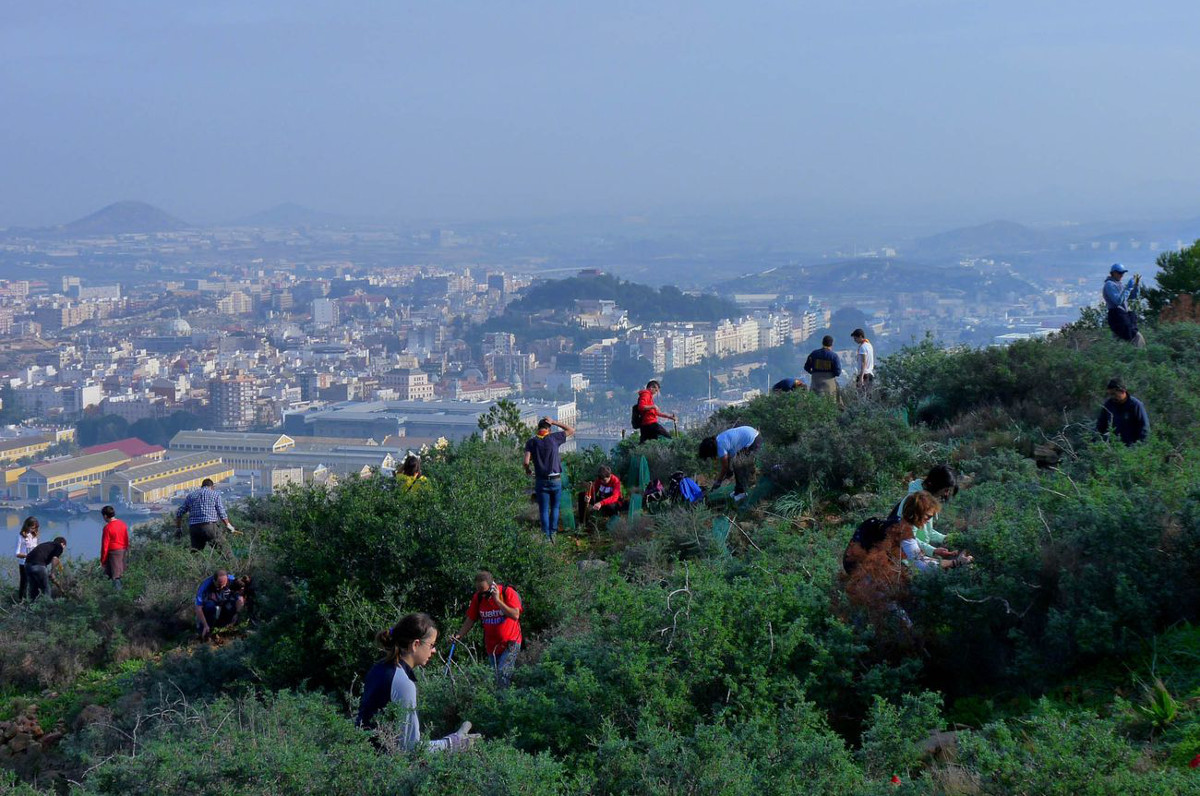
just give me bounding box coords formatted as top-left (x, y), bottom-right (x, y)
top-left (579, 464), bottom-right (623, 526)
top-left (636, 380), bottom-right (676, 443)
top-left (99, 505), bottom-right (129, 590)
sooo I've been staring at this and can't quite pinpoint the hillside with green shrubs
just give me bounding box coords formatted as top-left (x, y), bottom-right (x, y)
top-left (6, 309), bottom-right (1200, 792)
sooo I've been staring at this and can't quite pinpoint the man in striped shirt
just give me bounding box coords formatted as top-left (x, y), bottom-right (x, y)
top-left (176, 478), bottom-right (237, 551)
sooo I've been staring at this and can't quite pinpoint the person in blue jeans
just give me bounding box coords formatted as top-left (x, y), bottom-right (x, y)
top-left (523, 416), bottom-right (574, 540)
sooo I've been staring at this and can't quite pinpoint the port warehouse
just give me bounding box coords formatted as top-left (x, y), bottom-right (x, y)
top-left (9, 430), bottom-right (430, 502)
top-left (99, 453), bottom-right (233, 504)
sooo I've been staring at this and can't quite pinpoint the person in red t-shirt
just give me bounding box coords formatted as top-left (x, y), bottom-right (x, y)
top-left (452, 570), bottom-right (522, 687)
top-left (636, 380), bottom-right (676, 443)
top-left (99, 505), bottom-right (130, 590)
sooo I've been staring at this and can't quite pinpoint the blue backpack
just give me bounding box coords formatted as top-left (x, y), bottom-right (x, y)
top-left (678, 477), bottom-right (703, 503)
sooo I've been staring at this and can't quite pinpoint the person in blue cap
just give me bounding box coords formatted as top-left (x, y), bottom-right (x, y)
top-left (1102, 263), bottom-right (1144, 346)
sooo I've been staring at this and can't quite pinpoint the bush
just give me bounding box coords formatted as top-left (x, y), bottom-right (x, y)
top-left (254, 437), bottom-right (574, 689)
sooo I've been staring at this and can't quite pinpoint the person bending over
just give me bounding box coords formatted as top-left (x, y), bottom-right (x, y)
top-left (698, 425), bottom-right (762, 502)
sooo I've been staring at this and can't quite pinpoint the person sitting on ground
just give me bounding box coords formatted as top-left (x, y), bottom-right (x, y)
top-left (635, 380), bottom-right (676, 442)
top-left (99, 505), bottom-right (130, 590)
top-left (851, 329), bottom-right (875, 391)
top-left (698, 425), bottom-right (762, 502)
top-left (396, 454), bottom-right (429, 493)
top-left (893, 491), bottom-right (971, 573)
top-left (14, 515), bottom-right (39, 601)
top-left (580, 464), bottom-right (623, 524)
top-left (771, 377), bottom-right (806, 393)
top-left (1096, 377), bottom-right (1150, 446)
top-left (23, 535), bottom-right (67, 602)
top-left (804, 336), bottom-right (842, 399)
top-left (176, 478), bottom-right (237, 551)
top-left (194, 568), bottom-right (250, 640)
top-left (358, 612), bottom-right (479, 752)
top-left (887, 464), bottom-right (959, 559)
top-left (524, 416), bottom-right (574, 542)
top-left (452, 571), bottom-right (523, 688)
top-left (1102, 263), bottom-right (1145, 346)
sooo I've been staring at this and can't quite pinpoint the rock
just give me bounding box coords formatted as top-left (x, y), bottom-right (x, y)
top-left (71, 704), bottom-right (114, 733)
top-left (39, 731), bottom-right (64, 748)
top-left (8, 732), bottom-right (32, 753)
top-left (921, 729), bottom-right (959, 760)
top-left (578, 559), bottom-right (607, 572)
top-left (838, 492), bottom-right (876, 510)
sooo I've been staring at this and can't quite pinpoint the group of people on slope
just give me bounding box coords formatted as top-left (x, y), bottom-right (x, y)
top-left (356, 570), bottom-right (523, 752)
top-left (13, 506), bottom-right (129, 601)
top-left (773, 328), bottom-right (875, 402)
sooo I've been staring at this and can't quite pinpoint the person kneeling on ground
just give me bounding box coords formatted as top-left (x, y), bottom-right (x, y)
top-left (845, 492), bottom-right (970, 630)
top-left (452, 570), bottom-right (523, 688)
top-left (698, 425), bottom-right (762, 502)
top-left (894, 491), bottom-right (972, 573)
top-left (580, 464), bottom-right (623, 525)
top-left (194, 569), bottom-right (251, 640)
top-left (357, 612), bottom-right (479, 752)
top-left (887, 464), bottom-right (960, 559)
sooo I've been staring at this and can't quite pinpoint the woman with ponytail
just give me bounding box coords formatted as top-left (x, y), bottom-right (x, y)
top-left (356, 612), bottom-right (478, 751)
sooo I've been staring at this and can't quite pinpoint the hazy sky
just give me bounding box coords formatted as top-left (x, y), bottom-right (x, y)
top-left (3, 1), bottom-right (1199, 228)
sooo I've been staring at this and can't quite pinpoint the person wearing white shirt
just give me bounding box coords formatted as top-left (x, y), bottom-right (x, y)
top-left (14, 516), bottom-right (39, 601)
top-left (851, 329), bottom-right (875, 391)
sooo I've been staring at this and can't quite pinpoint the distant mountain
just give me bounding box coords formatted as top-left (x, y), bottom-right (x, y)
top-left (713, 258), bottom-right (1037, 299)
top-left (232, 202), bottom-right (346, 228)
top-left (914, 220), bottom-right (1049, 257)
top-left (62, 201), bottom-right (187, 235)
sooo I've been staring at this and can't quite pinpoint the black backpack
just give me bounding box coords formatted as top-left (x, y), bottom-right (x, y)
top-left (631, 403), bottom-right (644, 429)
top-left (842, 517), bottom-right (890, 573)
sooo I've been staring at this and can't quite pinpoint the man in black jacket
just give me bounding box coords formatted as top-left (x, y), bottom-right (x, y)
top-left (1096, 378), bottom-right (1150, 446)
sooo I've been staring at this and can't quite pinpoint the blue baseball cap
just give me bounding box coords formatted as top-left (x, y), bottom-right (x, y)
top-left (1110, 263), bottom-right (1128, 274)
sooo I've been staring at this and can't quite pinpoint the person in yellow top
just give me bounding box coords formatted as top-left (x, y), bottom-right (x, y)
top-left (396, 454), bottom-right (430, 493)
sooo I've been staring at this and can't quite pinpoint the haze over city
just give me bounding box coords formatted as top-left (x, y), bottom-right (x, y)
top-left (4, 1), bottom-right (1200, 233)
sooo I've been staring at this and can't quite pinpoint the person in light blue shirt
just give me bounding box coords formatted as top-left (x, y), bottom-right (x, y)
top-left (1102, 264), bottom-right (1144, 345)
top-left (698, 425), bottom-right (762, 501)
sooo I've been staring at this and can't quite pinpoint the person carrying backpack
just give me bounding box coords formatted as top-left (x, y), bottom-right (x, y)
top-left (634, 380), bottom-right (676, 442)
top-left (452, 571), bottom-right (523, 688)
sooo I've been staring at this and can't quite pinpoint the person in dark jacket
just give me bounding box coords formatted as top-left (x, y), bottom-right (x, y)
top-left (804, 336), bottom-right (842, 399)
top-left (24, 536), bottom-right (67, 601)
top-left (1096, 378), bottom-right (1150, 446)
top-left (771, 377), bottom-right (805, 393)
